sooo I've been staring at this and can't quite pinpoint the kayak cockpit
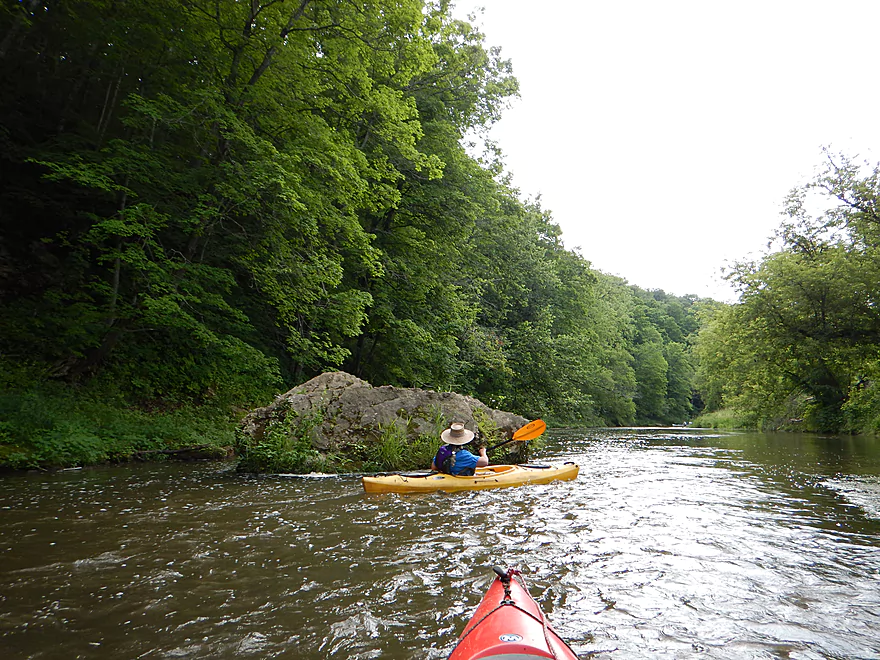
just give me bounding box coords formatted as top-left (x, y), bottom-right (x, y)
top-left (469, 465), bottom-right (516, 477)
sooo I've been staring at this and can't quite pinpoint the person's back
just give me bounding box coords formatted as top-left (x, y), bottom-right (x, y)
top-left (434, 444), bottom-right (480, 476)
top-left (432, 423), bottom-right (488, 475)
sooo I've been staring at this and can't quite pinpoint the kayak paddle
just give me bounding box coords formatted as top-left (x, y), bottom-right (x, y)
top-left (487, 419), bottom-right (546, 452)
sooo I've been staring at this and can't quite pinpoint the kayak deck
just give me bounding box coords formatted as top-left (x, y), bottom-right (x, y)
top-left (448, 566), bottom-right (579, 660)
top-left (361, 462), bottom-right (578, 494)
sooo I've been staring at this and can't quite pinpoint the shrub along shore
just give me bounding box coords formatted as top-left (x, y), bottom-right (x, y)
top-left (0, 381), bottom-right (237, 470)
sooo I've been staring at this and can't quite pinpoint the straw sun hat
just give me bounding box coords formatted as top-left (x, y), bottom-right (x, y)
top-left (441, 422), bottom-right (476, 446)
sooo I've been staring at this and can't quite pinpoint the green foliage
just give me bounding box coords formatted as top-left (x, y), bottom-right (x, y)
top-left (632, 342), bottom-right (668, 422)
top-left (0, 0), bottom-right (717, 472)
top-left (343, 410), bottom-right (447, 473)
top-left (842, 369), bottom-right (880, 433)
top-left (235, 408), bottom-right (329, 474)
top-left (691, 408), bottom-right (756, 430)
top-left (472, 407), bottom-right (503, 447)
top-left (694, 151), bottom-right (880, 432)
top-left (664, 342), bottom-right (695, 422)
top-left (370, 423), bottom-right (408, 471)
top-left (0, 379), bottom-right (236, 469)
top-left (360, 421), bottom-right (437, 472)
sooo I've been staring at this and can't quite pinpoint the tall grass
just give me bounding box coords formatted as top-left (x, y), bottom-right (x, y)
top-left (235, 407), bottom-right (334, 473)
top-left (362, 421), bottom-right (438, 472)
top-left (691, 408), bottom-right (756, 430)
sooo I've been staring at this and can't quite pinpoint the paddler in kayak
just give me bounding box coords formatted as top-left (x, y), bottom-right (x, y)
top-left (431, 422), bottom-right (488, 476)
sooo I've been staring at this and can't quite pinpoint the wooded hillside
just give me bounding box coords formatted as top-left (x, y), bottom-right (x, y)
top-left (0, 1), bottom-right (707, 467)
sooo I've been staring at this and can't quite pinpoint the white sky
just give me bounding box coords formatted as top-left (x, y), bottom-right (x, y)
top-left (453, 1), bottom-right (880, 302)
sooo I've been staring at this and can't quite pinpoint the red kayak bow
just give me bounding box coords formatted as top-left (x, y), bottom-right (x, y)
top-left (448, 566), bottom-right (579, 660)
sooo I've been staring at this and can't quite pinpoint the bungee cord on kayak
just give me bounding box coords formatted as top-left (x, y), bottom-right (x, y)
top-left (496, 567), bottom-right (567, 660)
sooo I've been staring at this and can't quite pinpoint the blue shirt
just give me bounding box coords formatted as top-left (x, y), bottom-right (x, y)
top-left (450, 449), bottom-right (479, 475)
top-left (434, 446), bottom-right (479, 475)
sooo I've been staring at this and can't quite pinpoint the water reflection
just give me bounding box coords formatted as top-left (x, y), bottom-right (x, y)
top-left (1, 429), bottom-right (879, 659)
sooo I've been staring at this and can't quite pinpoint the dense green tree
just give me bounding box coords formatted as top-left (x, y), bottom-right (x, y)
top-left (632, 341), bottom-right (667, 421)
top-left (622, 286), bottom-right (701, 424)
top-left (338, 10), bottom-right (518, 388)
top-left (663, 341), bottom-right (695, 422)
top-left (1, 0), bottom-right (470, 401)
top-left (695, 152), bottom-right (880, 431)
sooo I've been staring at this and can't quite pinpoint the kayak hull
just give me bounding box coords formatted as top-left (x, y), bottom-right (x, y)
top-left (448, 571), bottom-right (578, 660)
top-left (361, 463), bottom-right (578, 494)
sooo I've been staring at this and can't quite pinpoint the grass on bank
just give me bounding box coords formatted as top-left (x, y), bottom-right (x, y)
top-left (233, 406), bottom-right (334, 473)
top-left (693, 394), bottom-right (880, 434)
top-left (354, 408), bottom-right (448, 473)
top-left (0, 382), bottom-right (237, 469)
top-left (360, 421), bottom-right (438, 472)
top-left (691, 408), bottom-right (756, 430)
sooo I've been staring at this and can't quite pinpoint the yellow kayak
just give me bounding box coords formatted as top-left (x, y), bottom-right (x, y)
top-left (361, 463), bottom-right (579, 494)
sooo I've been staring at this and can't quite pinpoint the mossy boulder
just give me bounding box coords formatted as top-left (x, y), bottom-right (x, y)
top-left (235, 371), bottom-right (532, 473)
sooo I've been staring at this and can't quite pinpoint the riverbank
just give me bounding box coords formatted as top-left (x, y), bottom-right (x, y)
top-left (0, 374), bottom-right (535, 473)
top-left (692, 407), bottom-right (851, 433)
top-left (0, 382), bottom-right (238, 469)
top-left (691, 408), bottom-right (756, 430)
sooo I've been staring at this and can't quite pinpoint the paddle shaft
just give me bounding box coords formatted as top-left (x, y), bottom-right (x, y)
top-left (486, 437), bottom-right (519, 452)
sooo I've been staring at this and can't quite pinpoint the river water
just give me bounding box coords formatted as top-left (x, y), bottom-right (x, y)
top-left (2, 428), bottom-right (879, 659)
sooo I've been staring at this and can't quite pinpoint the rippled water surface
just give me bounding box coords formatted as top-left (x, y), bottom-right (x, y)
top-left (2, 429), bottom-right (880, 659)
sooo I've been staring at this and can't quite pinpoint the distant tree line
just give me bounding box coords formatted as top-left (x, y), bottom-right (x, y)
top-left (0, 1), bottom-right (709, 467)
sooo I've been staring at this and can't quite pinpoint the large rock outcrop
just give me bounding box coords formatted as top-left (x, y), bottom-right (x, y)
top-left (236, 371), bottom-right (532, 472)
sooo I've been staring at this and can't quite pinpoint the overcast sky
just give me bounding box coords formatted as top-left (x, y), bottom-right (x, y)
top-left (453, 1), bottom-right (880, 301)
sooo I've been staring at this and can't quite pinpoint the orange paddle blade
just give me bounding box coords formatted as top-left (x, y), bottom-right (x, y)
top-left (512, 419), bottom-right (546, 441)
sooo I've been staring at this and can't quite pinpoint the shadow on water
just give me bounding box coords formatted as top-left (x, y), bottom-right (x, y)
top-left (1, 428), bottom-right (879, 659)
